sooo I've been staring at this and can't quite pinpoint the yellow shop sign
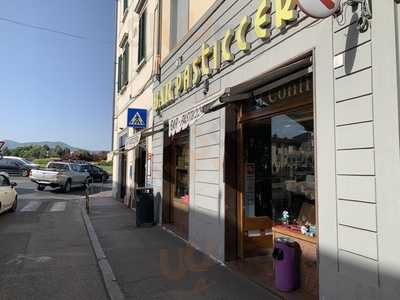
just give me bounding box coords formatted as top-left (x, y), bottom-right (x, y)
top-left (154, 0), bottom-right (299, 111)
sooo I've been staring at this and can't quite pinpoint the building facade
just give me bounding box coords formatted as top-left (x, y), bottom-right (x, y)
top-left (150, 0), bottom-right (400, 299)
top-left (112, 0), bottom-right (160, 205)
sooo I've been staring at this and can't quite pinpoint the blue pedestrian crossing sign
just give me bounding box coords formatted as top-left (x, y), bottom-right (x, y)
top-left (127, 108), bottom-right (147, 129)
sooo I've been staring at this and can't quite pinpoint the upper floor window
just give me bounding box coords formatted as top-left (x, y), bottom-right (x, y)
top-left (170, 0), bottom-right (189, 50)
top-left (123, 0), bottom-right (128, 14)
top-left (118, 36), bottom-right (129, 92)
top-left (138, 9), bottom-right (147, 65)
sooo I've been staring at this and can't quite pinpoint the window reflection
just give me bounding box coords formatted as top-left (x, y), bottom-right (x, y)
top-left (175, 139), bottom-right (189, 199)
top-left (244, 107), bottom-right (315, 225)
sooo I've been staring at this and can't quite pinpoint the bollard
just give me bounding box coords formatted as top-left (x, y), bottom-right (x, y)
top-left (84, 178), bottom-right (93, 214)
top-left (85, 184), bottom-right (90, 214)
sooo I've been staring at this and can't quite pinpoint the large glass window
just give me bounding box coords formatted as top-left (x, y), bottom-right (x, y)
top-left (243, 106), bottom-right (315, 225)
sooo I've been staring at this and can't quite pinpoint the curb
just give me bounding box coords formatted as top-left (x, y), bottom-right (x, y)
top-left (81, 206), bottom-right (125, 300)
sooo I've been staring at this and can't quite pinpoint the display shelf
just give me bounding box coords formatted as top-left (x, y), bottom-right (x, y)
top-left (272, 225), bottom-right (317, 244)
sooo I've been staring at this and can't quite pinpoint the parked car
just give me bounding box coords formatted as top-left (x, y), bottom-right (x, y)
top-left (81, 164), bottom-right (109, 183)
top-left (4, 156), bottom-right (39, 169)
top-left (29, 161), bottom-right (91, 192)
top-left (0, 157), bottom-right (32, 177)
top-left (0, 172), bottom-right (17, 213)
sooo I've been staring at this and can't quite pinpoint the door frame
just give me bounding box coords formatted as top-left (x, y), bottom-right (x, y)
top-left (162, 128), bottom-right (190, 239)
top-left (119, 151), bottom-right (127, 201)
top-left (225, 92), bottom-right (314, 260)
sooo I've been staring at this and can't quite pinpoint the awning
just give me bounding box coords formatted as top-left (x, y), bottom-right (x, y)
top-left (205, 53), bottom-right (313, 113)
top-left (124, 123), bottom-right (165, 152)
top-left (168, 89), bottom-right (227, 137)
top-left (140, 124), bottom-right (164, 139)
top-left (125, 132), bottom-right (142, 151)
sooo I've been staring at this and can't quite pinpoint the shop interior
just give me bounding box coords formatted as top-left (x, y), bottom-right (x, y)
top-left (162, 129), bottom-right (190, 239)
top-left (228, 75), bottom-right (318, 300)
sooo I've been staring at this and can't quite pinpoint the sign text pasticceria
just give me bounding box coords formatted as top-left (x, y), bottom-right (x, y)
top-left (154, 0), bottom-right (299, 111)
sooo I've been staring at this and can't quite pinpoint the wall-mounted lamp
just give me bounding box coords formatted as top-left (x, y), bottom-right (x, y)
top-left (298, 0), bottom-right (372, 33)
top-left (343, 0), bottom-right (372, 32)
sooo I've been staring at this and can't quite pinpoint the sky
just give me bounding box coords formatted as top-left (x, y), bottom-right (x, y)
top-left (0, 0), bottom-right (116, 151)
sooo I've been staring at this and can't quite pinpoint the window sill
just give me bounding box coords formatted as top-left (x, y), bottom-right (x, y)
top-left (136, 59), bottom-right (147, 73)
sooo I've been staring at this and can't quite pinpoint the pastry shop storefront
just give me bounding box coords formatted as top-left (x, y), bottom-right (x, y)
top-left (151, 0), bottom-right (400, 299)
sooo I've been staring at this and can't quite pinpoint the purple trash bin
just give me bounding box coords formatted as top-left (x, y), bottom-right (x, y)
top-left (272, 237), bottom-right (300, 292)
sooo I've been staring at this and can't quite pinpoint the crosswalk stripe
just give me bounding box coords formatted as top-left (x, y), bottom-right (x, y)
top-left (20, 201), bottom-right (42, 212)
top-left (49, 202), bottom-right (67, 212)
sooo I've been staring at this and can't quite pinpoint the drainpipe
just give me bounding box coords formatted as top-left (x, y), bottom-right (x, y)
top-left (111, 0), bottom-right (119, 199)
top-left (155, 0), bottom-right (162, 82)
top-left (111, 0), bottom-right (118, 153)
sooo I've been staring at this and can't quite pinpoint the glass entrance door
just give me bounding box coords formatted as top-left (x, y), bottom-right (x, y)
top-left (163, 130), bottom-right (190, 239)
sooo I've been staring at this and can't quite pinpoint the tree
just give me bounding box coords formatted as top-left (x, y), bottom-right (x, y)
top-left (61, 148), bottom-right (71, 160)
top-left (92, 152), bottom-right (107, 162)
top-left (69, 150), bottom-right (93, 161)
top-left (54, 145), bottom-right (64, 158)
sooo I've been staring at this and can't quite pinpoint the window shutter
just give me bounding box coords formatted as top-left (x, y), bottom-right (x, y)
top-left (124, 43), bottom-right (129, 86)
top-left (123, 0), bottom-right (128, 12)
top-left (138, 10), bottom-right (146, 64)
top-left (118, 55), bottom-right (122, 92)
top-left (142, 10), bottom-right (146, 60)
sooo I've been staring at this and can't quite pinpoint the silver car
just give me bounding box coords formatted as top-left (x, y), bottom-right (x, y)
top-left (30, 161), bottom-right (91, 193)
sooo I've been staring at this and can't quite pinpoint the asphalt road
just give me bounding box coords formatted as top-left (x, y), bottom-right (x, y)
top-left (0, 177), bottom-right (112, 300)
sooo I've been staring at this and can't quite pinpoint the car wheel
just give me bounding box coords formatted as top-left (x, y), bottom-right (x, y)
top-left (37, 185), bottom-right (45, 191)
top-left (10, 197), bottom-right (17, 212)
top-left (63, 180), bottom-right (71, 193)
top-left (21, 170), bottom-right (28, 177)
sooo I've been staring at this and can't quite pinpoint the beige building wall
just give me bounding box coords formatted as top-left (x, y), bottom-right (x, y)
top-left (160, 0), bottom-right (216, 61)
top-left (112, 0), bottom-right (158, 201)
top-left (189, 0), bottom-right (216, 28)
top-left (160, 0), bottom-right (171, 61)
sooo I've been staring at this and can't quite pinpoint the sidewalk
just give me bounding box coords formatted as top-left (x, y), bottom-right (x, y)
top-left (88, 191), bottom-right (280, 300)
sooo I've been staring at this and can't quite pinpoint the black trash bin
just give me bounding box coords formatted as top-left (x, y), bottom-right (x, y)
top-left (135, 187), bottom-right (155, 227)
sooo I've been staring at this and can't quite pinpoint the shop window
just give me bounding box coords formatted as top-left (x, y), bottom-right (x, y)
top-left (230, 73), bottom-right (317, 299)
top-left (138, 9), bottom-right (147, 65)
top-left (243, 107), bottom-right (315, 224)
